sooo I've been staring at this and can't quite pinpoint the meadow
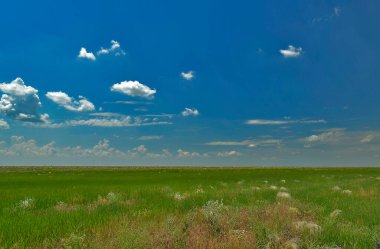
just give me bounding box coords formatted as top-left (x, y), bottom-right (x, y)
top-left (0, 167), bottom-right (379, 248)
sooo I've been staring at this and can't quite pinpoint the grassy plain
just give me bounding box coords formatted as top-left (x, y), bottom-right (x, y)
top-left (0, 167), bottom-right (379, 248)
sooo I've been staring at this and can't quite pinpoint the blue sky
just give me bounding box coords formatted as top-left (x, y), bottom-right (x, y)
top-left (0, 0), bottom-right (379, 166)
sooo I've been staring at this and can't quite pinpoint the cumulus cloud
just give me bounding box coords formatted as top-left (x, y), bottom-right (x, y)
top-left (181, 71), bottom-right (195, 80)
top-left (136, 145), bottom-right (147, 154)
top-left (245, 119), bottom-right (326, 125)
top-left (216, 150), bottom-right (242, 157)
top-left (111, 81), bottom-right (156, 99)
top-left (0, 137), bottom-right (126, 158)
top-left (97, 40), bottom-right (125, 56)
top-left (0, 136), bottom-right (56, 157)
top-left (279, 45), bottom-right (303, 58)
top-left (78, 47), bottom-right (96, 60)
top-left (181, 108), bottom-right (200, 117)
top-left (177, 149), bottom-right (205, 158)
top-left (0, 78), bottom-right (47, 123)
top-left (0, 119), bottom-right (9, 129)
top-left (46, 91), bottom-right (95, 112)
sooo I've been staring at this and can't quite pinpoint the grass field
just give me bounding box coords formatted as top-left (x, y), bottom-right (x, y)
top-left (0, 167), bottom-right (379, 248)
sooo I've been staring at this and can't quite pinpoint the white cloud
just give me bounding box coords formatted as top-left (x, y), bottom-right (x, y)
top-left (181, 108), bottom-right (200, 117)
top-left (0, 78), bottom-right (47, 123)
top-left (279, 45), bottom-right (303, 58)
top-left (126, 144), bottom-right (148, 157)
top-left (136, 145), bottom-right (147, 154)
top-left (206, 139), bottom-right (280, 148)
top-left (97, 40), bottom-right (125, 56)
top-left (177, 149), bottom-right (204, 158)
top-left (0, 77), bottom-right (38, 96)
top-left (360, 134), bottom-right (374, 144)
top-left (245, 119), bottom-right (326, 125)
top-left (46, 91), bottom-right (95, 112)
top-left (181, 71), bottom-right (195, 80)
top-left (0, 137), bottom-right (127, 158)
top-left (216, 150), bottom-right (242, 157)
top-left (146, 149), bottom-right (172, 158)
top-left (206, 140), bottom-right (253, 146)
top-left (27, 113), bottom-right (172, 128)
top-left (64, 117), bottom-right (170, 128)
top-left (138, 136), bottom-right (163, 141)
top-left (78, 47), bottom-right (96, 60)
top-left (111, 81), bottom-right (156, 99)
top-left (303, 129), bottom-right (345, 147)
top-left (0, 119), bottom-right (9, 129)
top-left (143, 114), bottom-right (174, 118)
top-left (0, 136), bottom-right (56, 157)
top-left (246, 119), bottom-right (289, 125)
top-left (59, 139), bottom-right (126, 158)
top-left (305, 135), bottom-right (320, 143)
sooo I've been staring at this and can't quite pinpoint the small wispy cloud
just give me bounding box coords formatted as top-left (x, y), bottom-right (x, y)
top-left (245, 119), bottom-right (326, 125)
top-left (279, 45), bottom-right (303, 58)
top-left (143, 114), bottom-right (174, 117)
top-left (205, 140), bottom-right (253, 146)
top-left (97, 40), bottom-right (125, 56)
top-left (181, 71), bottom-right (195, 80)
top-left (205, 139), bottom-right (281, 148)
top-left (360, 134), bottom-right (374, 144)
top-left (312, 6), bottom-right (342, 23)
top-left (138, 136), bottom-right (163, 141)
top-left (106, 100), bottom-right (153, 105)
top-left (216, 150), bottom-right (242, 157)
top-left (78, 47), bottom-right (96, 60)
top-left (134, 107), bottom-right (148, 112)
top-left (181, 108), bottom-right (200, 117)
top-left (111, 81), bottom-right (156, 99)
top-left (334, 7), bottom-right (341, 17)
top-left (89, 112), bottom-right (124, 117)
top-left (246, 120), bottom-right (289, 125)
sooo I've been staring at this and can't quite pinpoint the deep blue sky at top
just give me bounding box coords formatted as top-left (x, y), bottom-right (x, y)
top-left (0, 0), bottom-right (379, 166)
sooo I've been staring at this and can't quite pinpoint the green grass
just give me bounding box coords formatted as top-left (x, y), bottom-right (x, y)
top-left (0, 167), bottom-right (379, 248)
